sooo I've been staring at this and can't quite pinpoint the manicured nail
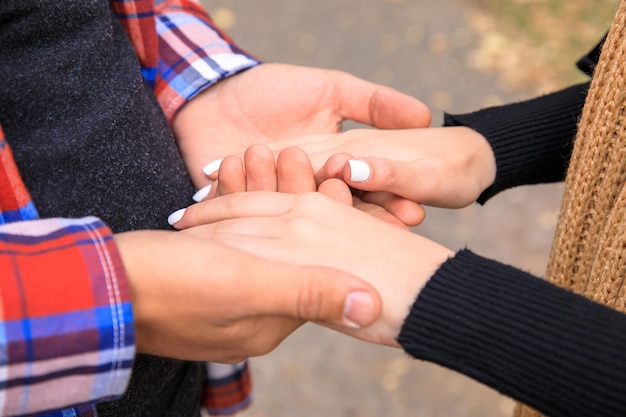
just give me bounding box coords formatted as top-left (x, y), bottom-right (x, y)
top-left (202, 158), bottom-right (224, 176)
top-left (348, 160), bottom-right (371, 182)
top-left (192, 184), bottom-right (212, 202)
top-left (343, 291), bottom-right (376, 329)
top-left (167, 208), bottom-right (186, 226)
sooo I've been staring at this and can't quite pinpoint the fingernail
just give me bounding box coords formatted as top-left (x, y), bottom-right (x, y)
top-left (192, 184), bottom-right (212, 202)
top-left (348, 160), bottom-right (371, 182)
top-left (202, 158), bottom-right (224, 176)
top-left (167, 208), bottom-right (186, 226)
top-left (343, 291), bottom-right (376, 329)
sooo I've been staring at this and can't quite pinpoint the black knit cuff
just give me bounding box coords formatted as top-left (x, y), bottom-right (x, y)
top-left (444, 83), bottom-right (589, 204)
top-left (397, 249), bottom-right (626, 416)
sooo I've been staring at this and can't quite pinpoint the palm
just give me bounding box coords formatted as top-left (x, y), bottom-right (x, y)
top-left (211, 65), bottom-right (341, 139)
top-left (173, 63), bottom-right (430, 187)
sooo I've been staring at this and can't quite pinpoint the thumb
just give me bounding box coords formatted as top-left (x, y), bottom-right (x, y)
top-left (333, 71), bottom-right (431, 129)
top-left (249, 259), bottom-right (382, 329)
top-left (368, 86), bottom-right (433, 129)
top-left (343, 157), bottom-right (421, 202)
top-left (317, 178), bottom-right (353, 206)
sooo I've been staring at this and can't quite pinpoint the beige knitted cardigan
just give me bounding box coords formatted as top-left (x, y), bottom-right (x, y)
top-left (514, 1), bottom-right (626, 416)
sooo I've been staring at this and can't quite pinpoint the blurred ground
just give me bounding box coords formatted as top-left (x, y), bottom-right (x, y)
top-left (198, 1), bottom-right (616, 416)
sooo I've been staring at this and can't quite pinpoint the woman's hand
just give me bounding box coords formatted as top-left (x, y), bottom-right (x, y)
top-left (169, 188), bottom-right (454, 347)
top-left (188, 144), bottom-right (422, 228)
top-left (199, 126), bottom-right (495, 223)
top-left (308, 126), bottom-right (496, 209)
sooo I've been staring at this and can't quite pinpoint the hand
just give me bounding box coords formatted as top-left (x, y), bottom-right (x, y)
top-left (169, 189), bottom-right (454, 347)
top-left (114, 229), bottom-right (382, 363)
top-left (213, 145), bottom-right (317, 197)
top-left (300, 126), bottom-right (497, 209)
top-left (201, 126), bottom-right (494, 222)
top-left (171, 63), bottom-right (431, 188)
top-left (204, 144), bottom-right (419, 228)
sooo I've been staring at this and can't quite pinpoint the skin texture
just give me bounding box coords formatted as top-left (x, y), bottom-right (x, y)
top-left (165, 127), bottom-right (497, 346)
top-left (171, 63), bottom-right (432, 189)
top-left (114, 229), bottom-right (382, 363)
top-left (201, 126), bottom-right (495, 224)
top-left (168, 149), bottom-right (455, 347)
top-left (313, 127), bottom-right (496, 209)
top-left (252, 126), bottom-right (496, 209)
top-left (215, 145), bottom-right (413, 228)
top-left (171, 188), bottom-right (453, 347)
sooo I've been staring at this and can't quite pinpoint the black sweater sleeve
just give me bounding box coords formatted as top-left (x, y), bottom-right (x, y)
top-left (397, 250), bottom-right (626, 417)
top-left (444, 83), bottom-right (589, 204)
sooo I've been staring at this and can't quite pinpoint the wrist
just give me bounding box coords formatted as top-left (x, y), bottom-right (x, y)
top-left (113, 230), bottom-right (165, 354)
top-left (390, 232), bottom-right (454, 339)
top-left (455, 126), bottom-right (496, 195)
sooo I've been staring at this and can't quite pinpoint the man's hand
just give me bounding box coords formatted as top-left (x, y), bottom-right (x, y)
top-left (114, 230), bottom-right (381, 363)
top-left (172, 63), bottom-right (431, 188)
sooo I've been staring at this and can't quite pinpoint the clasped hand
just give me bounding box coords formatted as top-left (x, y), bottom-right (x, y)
top-left (169, 146), bottom-right (454, 347)
top-left (165, 62), bottom-right (496, 352)
top-left (167, 120), bottom-right (497, 348)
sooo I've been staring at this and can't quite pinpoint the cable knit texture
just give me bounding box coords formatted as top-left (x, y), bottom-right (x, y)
top-left (517, 1), bottom-right (626, 416)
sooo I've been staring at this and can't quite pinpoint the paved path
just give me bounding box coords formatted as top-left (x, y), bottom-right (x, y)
top-left (199, 1), bottom-right (565, 416)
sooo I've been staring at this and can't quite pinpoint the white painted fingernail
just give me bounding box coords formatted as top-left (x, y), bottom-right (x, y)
top-left (167, 208), bottom-right (186, 226)
top-left (348, 160), bottom-right (371, 182)
top-left (192, 184), bottom-right (212, 202)
top-left (202, 158), bottom-right (224, 176)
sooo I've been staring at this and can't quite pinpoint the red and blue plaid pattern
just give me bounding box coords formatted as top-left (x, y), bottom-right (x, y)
top-left (115, 0), bottom-right (260, 123)
top-left (0, 132), bottom-right (37, 225)
top-left (0, 217), bottom-right (133, 416)
top-left (0, 1), bottom-right (258, 415)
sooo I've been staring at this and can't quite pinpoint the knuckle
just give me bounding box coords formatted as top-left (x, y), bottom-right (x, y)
top-left (300, 191), bottom-right (328, 207)
top-left (285, 215), bottom-right (316, 238)
top-left (294, 274), bottom-right (336, 321)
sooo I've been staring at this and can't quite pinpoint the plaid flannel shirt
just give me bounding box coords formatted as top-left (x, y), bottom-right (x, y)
top-left (0, 1), bottom-right (259, 415)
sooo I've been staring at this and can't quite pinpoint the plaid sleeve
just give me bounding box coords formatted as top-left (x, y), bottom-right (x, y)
top-left (0, 217), bottom-right (134, 417)
top-left (153, 0), bottom-right (261, 123)
top-left (203, 362), bottom-right (252, 416)
top-left (0, 132), bottom-right (38, 224)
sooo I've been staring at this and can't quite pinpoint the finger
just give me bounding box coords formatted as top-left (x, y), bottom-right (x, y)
top-left (171, 192), bottom-right (297, 229)
top-left (202, 158), bottom-right (223, 181)
top-left (186, 218), bottom-right (282, 239)
top-left (314, 152), bottom-right (354, 186)
top-left (331, 71), bottom-right (432, 128)
top-left (317, 179), bottom-right (353, 205)
top-left (342, 157), bottom-right (428, 203)
top-left (244, 144), bottom-right (278, 191)
top-left (361, 192), bottom-right (426, 227)
top-left (319, 156), bottom-right (426, 225)
top-left (215, 156), bottom-right (246, 197)
top-left (192, 181), bottom-right (216, 203)
top-left (276, 147), bottom-right (316, 193)
top-left (243, 256), bottom-right (382, 329)
top-left (352, 198), bottom-right (409, 230)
